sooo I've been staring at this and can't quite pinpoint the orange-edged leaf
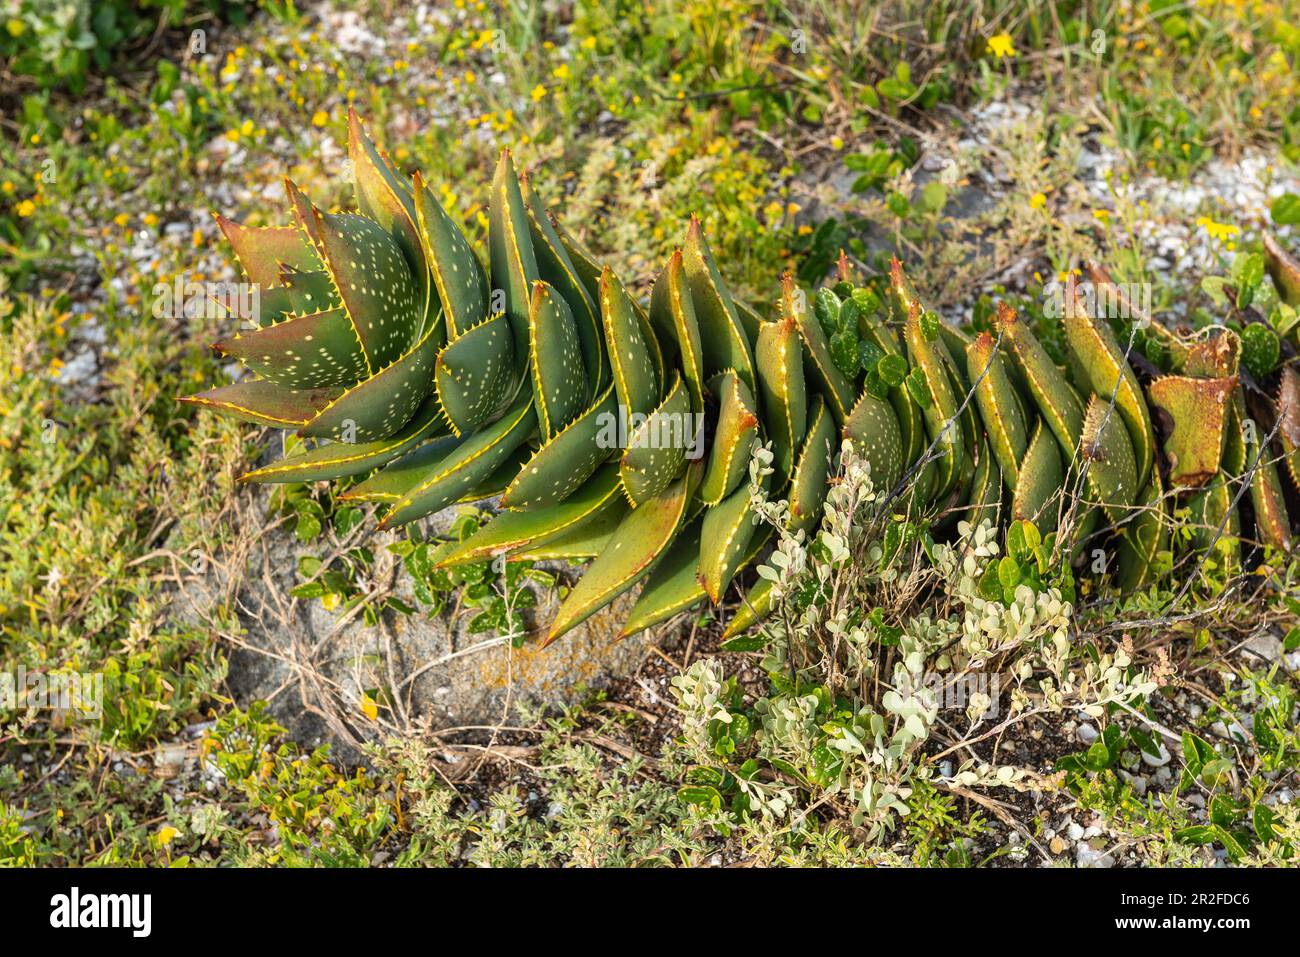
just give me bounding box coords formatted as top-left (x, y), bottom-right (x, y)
top-left (347, 109), bottom-right (425, 301)
top-left (181, 379), bottom-right (340, 428)
top-left (700, 369), bottom-right (758, 505)
top-left (214, 215), bottom-right (319, 289)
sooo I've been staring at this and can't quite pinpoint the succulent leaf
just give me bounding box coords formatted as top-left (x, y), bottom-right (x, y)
top-left (995, 301), bottom-right (1084, 463)
top-left (966, 331), bottom-right (1027, 491)
top-left (1115, 474), bottom-right (1168, 590)
top-left (1081, 395), bottom-right (1138, 525)
top-left (599, 266), bottom-right (660, 417)
top-left (347, 109), bottom-right (426, 302)
top-left (623, 522), bottom-right (771, 639)
top-left (180, 379), bottom-right (341, 429)
top-left (297, 315), bottom-right (442, 442)
top-left (507, 500), bottom-right (626, 562)
top-left (700, 370), bottom-right (759, 505)
top-left (620, 372), bottom-right (692, 506)
top-left (435, 311), bottom-right (515, 436)
top-left (241, 395), bottom-right (446, 483)
top-left (546, 459), bottom-right (701, 644)
top-left (214, 306), bottom-right (368, 390)
top-left (843, 390), bottom-right (904, 492)
top-left (1062, 304), bottom-right (1155, 484)
top-left (964, 439), bottom-right (1003, 529)
top-left (214, 215), bottom-right (320, 289)
top-left (788, 395), bottom-right (837, 533)
top-left (619, 519), bottom-right (705, 639)
top-left (378, 397), bottom-right (537, 527)
top-left (501, 384), bottom-right (618, 509)
top-left (1236, 387), bottom-right (1292, 552)
top-left (547, 211), bottom-right (603, 306)
top-left (903, 301), bottom-right (963, 498)
top-left (721, 576), bottom-right (773, 640)
top-left (1188, 475), bottom-right (1241, 576)
top-left (521, 175), bottom-right (605, 398)
top-left (699, 468), bottom-right (769, 604)
top-left (339, 434), bottom-right (466, 502)
top-left (1147, 375), bottom-right (1235, 487)
top-left (1277, 366), bottom-right (1300, 491)
top-left (1183, 331), bottom-right (1239, 378)
top-left (755, 314), bottom-right (808, 479)
top-left (413, 173), bottom-right (489, 340)
top-left (1011, 418), bottom-right (1063, 533)
top-left (681, 216), bottom-right (756, 390)
top-left (437, 464), bottom-right (625, 567)
top-left (488, 150), bottom-right (540, 386)
top-left (784, 273), bottom-right (853, 426)
top-left (459, 445), bottom-right (532, 502)
top-left (1263, 231), bottom-right (1300, 306)
top-left (275, 268), bottom-right (343, 320)
top-left (650, 250), bottom-right (705, 412)
top-left (529, 281), bottom-right (588, 439)
top-left (310, 208), bottom-right (423, 376)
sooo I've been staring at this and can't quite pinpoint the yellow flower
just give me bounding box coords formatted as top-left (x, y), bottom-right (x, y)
top-left (311, 110), bottom-right (328, 127)
top-left (1029, 192), bottom-right (1047, 209)
top-left (1, 180), bottom-right (12, 194)
top-left (6, 18), bottom-right (25, 37)
top-left (552, 63), bottom-right (571, 81)
top-left (157, 826), bottom-right (179, 847)
top-left (1196, 216), bottom-right (1240, 243)
top-left (1092, 208), bottom-right (1110, 223)
top-left (830, 135), bottom-right (843, 150)
top-left (113, 212), bottom-right (129, 227)
top-left (360, 693), bottom-right (379, 721)
top-left (240, 119), bottom-right (254, 137)
top-left (582, 36), bottom-right (597, 50)
top-left (143, 213), bottom-right (158, 227)
top-left (29, 134), bottom-right (40, 145)
top-left (987, 33), bottom-right (1016, 58)
top-left (530, 84), bottom-right (547, 101)
top-left (15, 199), bottom-right (35, 217)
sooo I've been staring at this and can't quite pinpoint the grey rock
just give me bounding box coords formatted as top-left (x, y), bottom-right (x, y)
top-left (175, 486), bottom-right (653, 758)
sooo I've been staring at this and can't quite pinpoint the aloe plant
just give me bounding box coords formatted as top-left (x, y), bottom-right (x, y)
top-left (187, 113), bottom-right (1300, 646)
